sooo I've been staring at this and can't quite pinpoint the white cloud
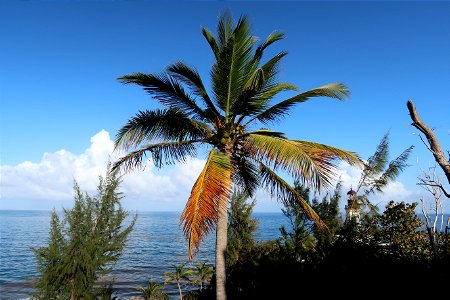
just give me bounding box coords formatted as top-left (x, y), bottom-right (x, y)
top-left (331, 161), bottom-right (416, 212)
top-left (0, 130), bottom-right (205, 211)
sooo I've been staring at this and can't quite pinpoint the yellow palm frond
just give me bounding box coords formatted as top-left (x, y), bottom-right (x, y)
top-left (180, 149), bottom-right (233, 260)
top-left (245, 134), bottom-right (361, 190)
top-left (260, 164), bottom-right (327, 231)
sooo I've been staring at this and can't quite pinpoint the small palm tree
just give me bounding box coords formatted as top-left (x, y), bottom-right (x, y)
top-left (137, 278), bottom-right (168, 300)
top-left (193, 261), bottom-right (214, 290)
top-left (164, 263), bottom-right (195, 300)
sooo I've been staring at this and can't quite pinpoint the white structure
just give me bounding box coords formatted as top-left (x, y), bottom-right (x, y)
top-left (345, 188), bottom-right (361, 223)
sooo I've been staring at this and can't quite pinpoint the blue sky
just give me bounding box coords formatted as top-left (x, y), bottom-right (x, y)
top-left (1, 1), bottom-right (449, 213)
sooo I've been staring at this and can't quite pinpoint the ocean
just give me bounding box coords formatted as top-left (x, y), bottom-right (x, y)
top-left (0, 210), bottom-right (287, 299)
top-left (1, 210), bottom-right (448, 299)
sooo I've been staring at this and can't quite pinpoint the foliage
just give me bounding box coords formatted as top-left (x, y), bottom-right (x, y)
top-left (375, 201), bottom-right (431, 262)
top-left (192, 261), bottom-right (214, 290)
top-left (137, 278), bottom-right (168, 300)
top-left (226, 189), bottom-right (258, 267)
top-left (310, 181), bottom-right (344, 256)
top-left (277, 182), bottom-right (315, 261)
top-left (31, 165), bottom-right (136, 299)
top-left (350, 131), bottom-right (413, 221)
top-left (164, 263), bottom-right (195, 300)
top-left (113, 10), bottom-right (361, 259)
top-left (113, 10), bottom-right (361, 300)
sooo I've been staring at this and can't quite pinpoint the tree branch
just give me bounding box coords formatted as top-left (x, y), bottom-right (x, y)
top-left (407, 100), bottom-right (450, 185)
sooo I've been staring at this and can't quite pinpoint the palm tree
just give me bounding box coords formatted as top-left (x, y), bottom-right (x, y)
top-left (137, 278), bottom-right (168, 300)
top-left (164, 263), bottom-right (195, 300)
top-left (113, 11), bottom-right (361, 300)
top-left (193, 261), bottom-right (214, 290)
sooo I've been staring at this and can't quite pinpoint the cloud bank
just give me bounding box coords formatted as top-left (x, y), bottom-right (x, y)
top-left (1, 130), bottom-right (420, 212)
top-left (0, 130), bottom-right (205, 211)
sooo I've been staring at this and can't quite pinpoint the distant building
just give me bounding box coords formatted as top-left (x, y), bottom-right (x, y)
top-left (345, 188), bottom-right (361, 223)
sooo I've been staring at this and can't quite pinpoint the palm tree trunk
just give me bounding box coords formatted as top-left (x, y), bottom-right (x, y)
top-left (177, 282), bottom-right (183, 300)
top-left (215, 207), bottom-right (228, 300)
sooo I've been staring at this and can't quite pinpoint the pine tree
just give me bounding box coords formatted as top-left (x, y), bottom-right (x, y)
top-left (31, 164), bottom-right (136, 299)
top-left (32, 211), bottom-right (66, 298)
top-left (226, 189), bottom-right (259, 267)
top-left (350, 131), bottom-right (414, 221)
top-left (279, 182), bottom-right (316, 261)
top-left (312, 181), bottom-right (344, 247)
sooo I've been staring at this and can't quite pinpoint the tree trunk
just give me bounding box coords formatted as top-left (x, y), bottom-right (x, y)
top-left (177, 282), bottom-right (183, 300)
top-left (215, 207), bottom-right (228, 300)
top-left (70, 277), bottom-right (76, 300)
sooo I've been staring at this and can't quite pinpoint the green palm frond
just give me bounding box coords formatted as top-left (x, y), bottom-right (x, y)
top-left (118, 72), bottom-right (207, 120)
top-left (260, 163), bottom-right (327, 230)
top-left (255, 83), bottom-right (350, 124)
top-left (254, 31), bottom-right (285, 61)
top-left (293, 140), bottom-right (363, 167)
top-left (249, 51), bottom-right (289, 90)
top-left (180, 150), bottom-right (233, 260)
top-left (245, 134), bottom-right (357, 190)
top-left (240, 129), bottom-right (286, 139)
top-left (211, 14), bottom-right (257, 119)
top-left (114, 108), bottom-right (211, 151)
top-left (231, 155), bottom-right (260, 197)
top-left (216, 10), bottom-right (235, 52)
top-left (235, 52), bottom-right (298, 120)
top-left (167, 62), bottom-right (220, 121)
top-left (202, 27), bottom-right (219, 59)
top-left (112, 141), bottom-right (199, 172)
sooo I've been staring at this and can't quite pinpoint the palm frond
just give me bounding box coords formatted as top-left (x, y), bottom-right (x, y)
top-left (112, 140), bottom-right (199, 172)
top-left (259, 163), bottom-right (327, 230)
top-left (254, 31), bottom-right (285, 61)
top-left (239, 129), bottom-right (286, 139)
top-left (249, 51), bottom-right (289, 90)
top-left (211, 14), bottom-right (257, 119)
top-left (117, 73), bottom-right (206, 119)
top-left (202, 27), bottom-right (219, 59)
top-left (114, 108), bottom-right (211, 151)
top-left (235, 52), bottom-right (297, 120)
top-left (255, 83), bottom-right (350, 124)
top-left (293, 140), bottom-right (363, 167)
top-left (231, 155), bottom-right (260, 197)
top-left (245, 134), bottom-right (361, 190)
top-left (180, 150), bottom-right (233, 260)
top-left (238, 82), bottom-right (298, 123)
top-left (167, 62), bottom-right (220, 121)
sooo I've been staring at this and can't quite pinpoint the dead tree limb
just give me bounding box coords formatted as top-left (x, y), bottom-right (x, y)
top-left (407, 100), bottom-right (450, 186)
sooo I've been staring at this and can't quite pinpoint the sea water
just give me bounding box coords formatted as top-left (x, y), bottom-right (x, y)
top-left (0, 210), bottom-right (287, 299)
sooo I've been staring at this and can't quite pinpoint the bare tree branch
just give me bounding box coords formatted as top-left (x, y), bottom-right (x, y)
top-left (407, 100), bottom-right (450, 186)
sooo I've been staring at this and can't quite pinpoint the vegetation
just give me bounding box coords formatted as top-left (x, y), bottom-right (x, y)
top-left (137, 278), bottom-right (168, 300)
top-left (31, 165), bottom-right (136, 300)
top-left (25, 10), bottom-right (449, 300)
top-left (192, 261), bottom-right (214, 291)
top-left (164, 263), bottom-right (195, 300)
top-left (347, 131), bottom-right (413, 222)
top-left (113, 10), bottom-right (361, 299)
top-left (226, 189), bottom-right (258, 267)
top-left (277, 182), bottom-right (315, 262)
